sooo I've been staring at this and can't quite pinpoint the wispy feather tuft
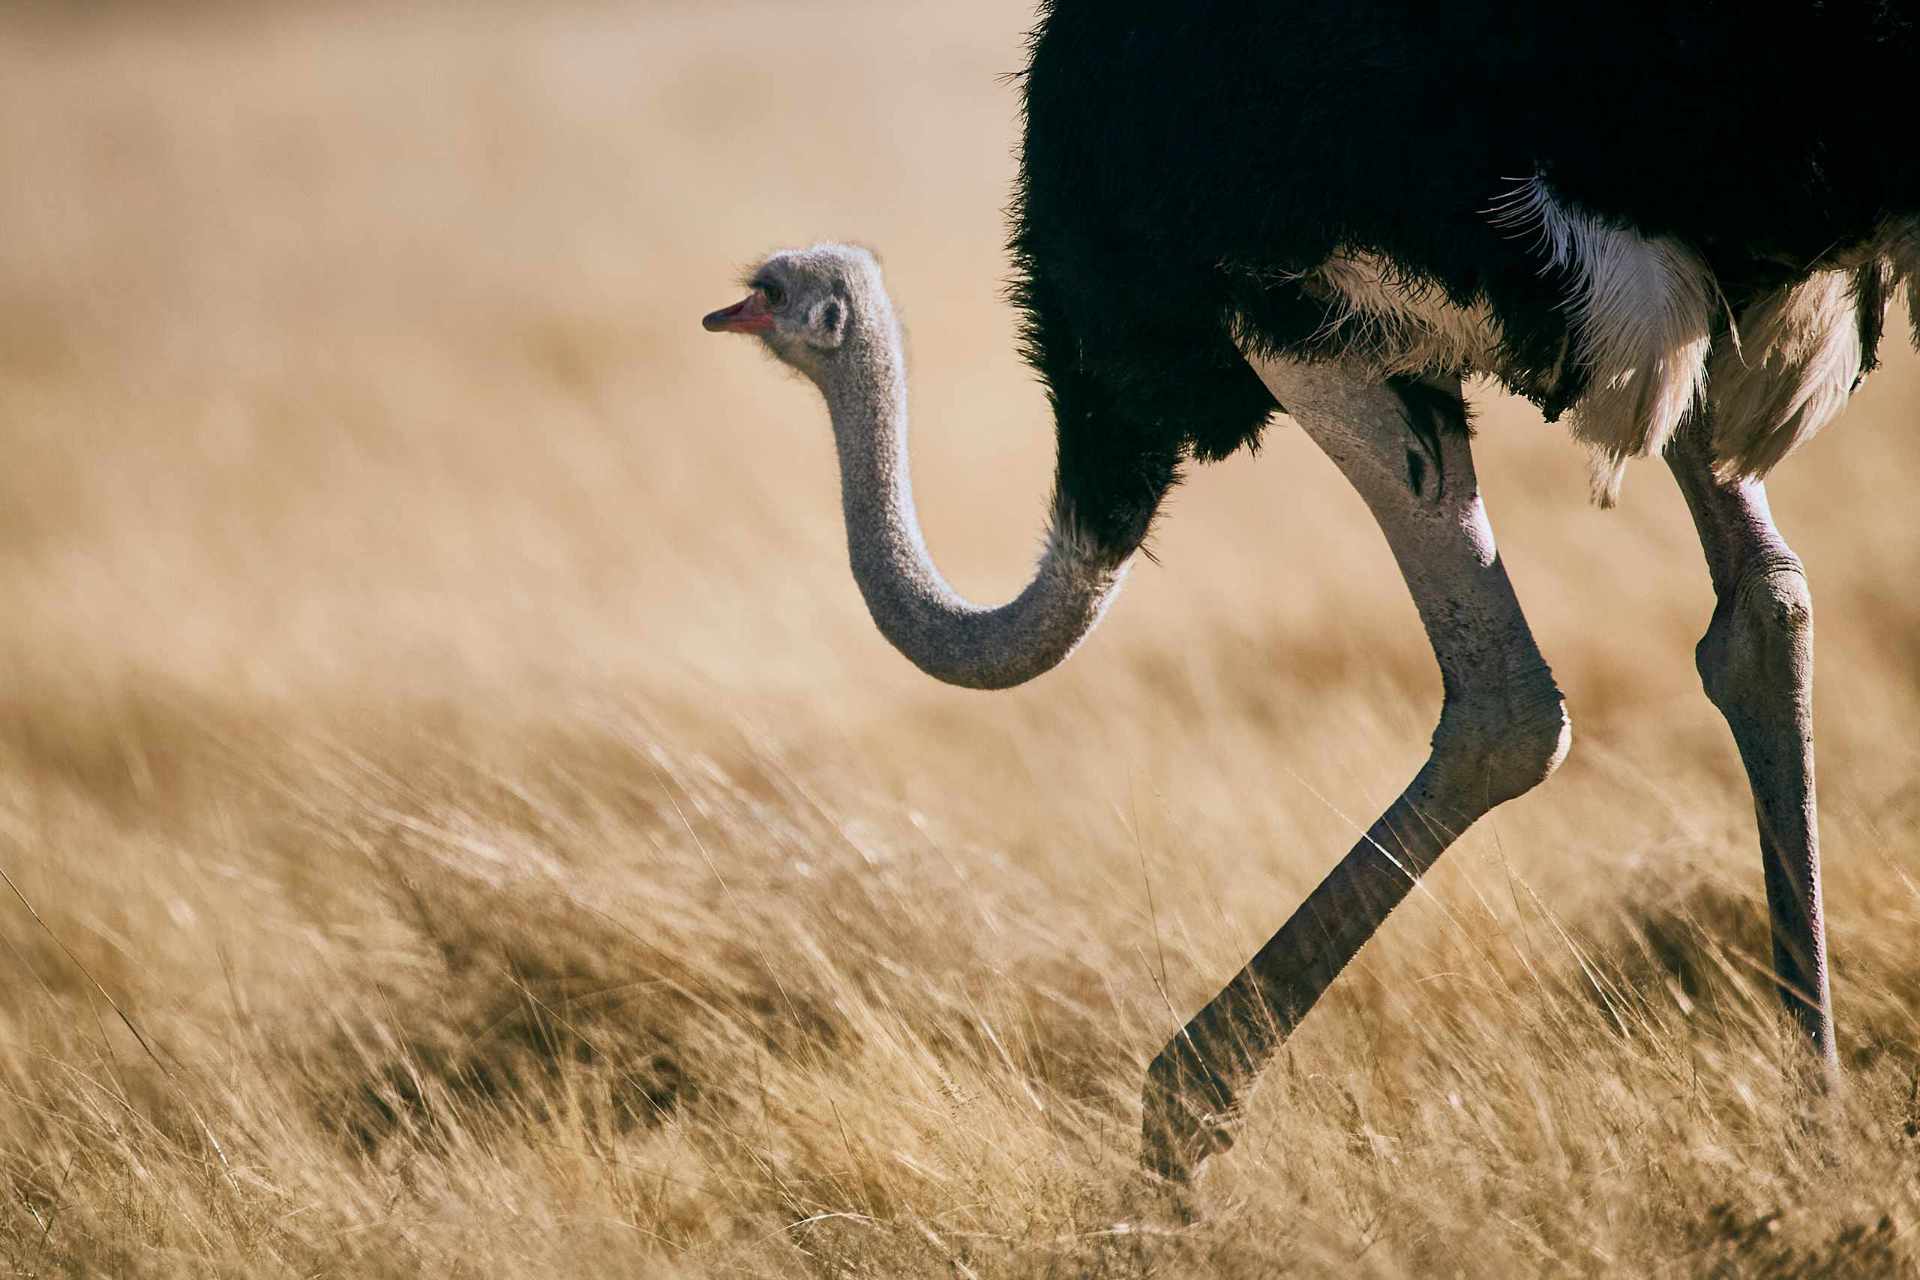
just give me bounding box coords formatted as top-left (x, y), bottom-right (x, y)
top-left (1490, 176), bottom-right (1717, 504)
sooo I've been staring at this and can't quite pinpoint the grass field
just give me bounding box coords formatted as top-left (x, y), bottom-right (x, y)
top-left (1, 3), bottom-right (1916, 1275)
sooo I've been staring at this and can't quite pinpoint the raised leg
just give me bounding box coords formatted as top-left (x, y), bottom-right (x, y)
top-left (1142, 359), bottom-right (1571, 1184)
top-left (1665, 412), bottom-right (1837, 1070)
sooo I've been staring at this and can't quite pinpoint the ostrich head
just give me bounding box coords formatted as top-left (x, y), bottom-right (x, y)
top-left (699, 241), bottom-right (1135, 691)
top-left (702, 244), bottom-right (890, 382)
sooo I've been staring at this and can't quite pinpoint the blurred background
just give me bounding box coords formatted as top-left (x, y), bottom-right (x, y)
top-left (0, 2), bottom-right (1914, 1275)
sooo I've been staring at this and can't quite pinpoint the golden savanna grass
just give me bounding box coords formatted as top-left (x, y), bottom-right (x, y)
top-left (1, 3), bottom-right (1916, 1275)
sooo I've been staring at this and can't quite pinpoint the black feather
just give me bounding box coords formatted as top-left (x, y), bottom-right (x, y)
top-left (1007, 0), bottom-right (1920, 556)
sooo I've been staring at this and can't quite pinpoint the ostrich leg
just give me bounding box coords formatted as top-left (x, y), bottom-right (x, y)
top-left (1665, 413), bottom-right (1837, 1070)
top-left (1142, 358), bottom-right (1571, 1184)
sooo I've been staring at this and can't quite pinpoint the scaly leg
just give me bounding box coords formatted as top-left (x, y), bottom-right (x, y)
top-left (1665, 413), bottom-right (1837, 1070)
top-left (1142, 360), bottom-right (1571, 1184)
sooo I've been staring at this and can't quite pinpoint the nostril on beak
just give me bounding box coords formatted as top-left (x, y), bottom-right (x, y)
top-left (703, 292), bottom-right (773, 334)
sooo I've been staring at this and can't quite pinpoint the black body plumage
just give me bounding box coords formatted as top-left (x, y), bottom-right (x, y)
top-left (1008, 0), bottom-right (1920, 554)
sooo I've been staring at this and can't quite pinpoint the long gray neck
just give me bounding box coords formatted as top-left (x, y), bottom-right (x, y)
top-left (814, 302), bottom-right (1131, 691)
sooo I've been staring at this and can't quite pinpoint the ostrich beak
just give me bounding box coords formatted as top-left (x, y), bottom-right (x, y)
top-left (702, 291), bottom-right (775, 334)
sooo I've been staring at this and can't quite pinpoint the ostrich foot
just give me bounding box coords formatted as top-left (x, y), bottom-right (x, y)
top-left (1141, 1032), bottom-right (1243, 1189)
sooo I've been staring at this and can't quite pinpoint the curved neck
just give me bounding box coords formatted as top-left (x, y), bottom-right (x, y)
top-left (814, 304), bottom-right (1131, 690)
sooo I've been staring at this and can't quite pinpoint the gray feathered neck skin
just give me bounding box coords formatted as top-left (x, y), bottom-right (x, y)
top-left (708, 244), bottom-right (1131, 690)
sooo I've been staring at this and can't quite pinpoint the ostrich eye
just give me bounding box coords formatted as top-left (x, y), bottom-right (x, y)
top-left (758, 279), bottom-right (786, 308)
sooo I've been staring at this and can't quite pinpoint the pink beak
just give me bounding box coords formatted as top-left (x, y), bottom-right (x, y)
top-left (702, 290), bottom-right (775, 335)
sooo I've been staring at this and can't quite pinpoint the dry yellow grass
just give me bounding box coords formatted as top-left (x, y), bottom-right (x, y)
top-left (0, 3), bottom-right (1916, 1275)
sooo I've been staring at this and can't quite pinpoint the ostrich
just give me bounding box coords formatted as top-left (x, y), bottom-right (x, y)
top-left (703, 1), bottom-right (1919, 1186)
